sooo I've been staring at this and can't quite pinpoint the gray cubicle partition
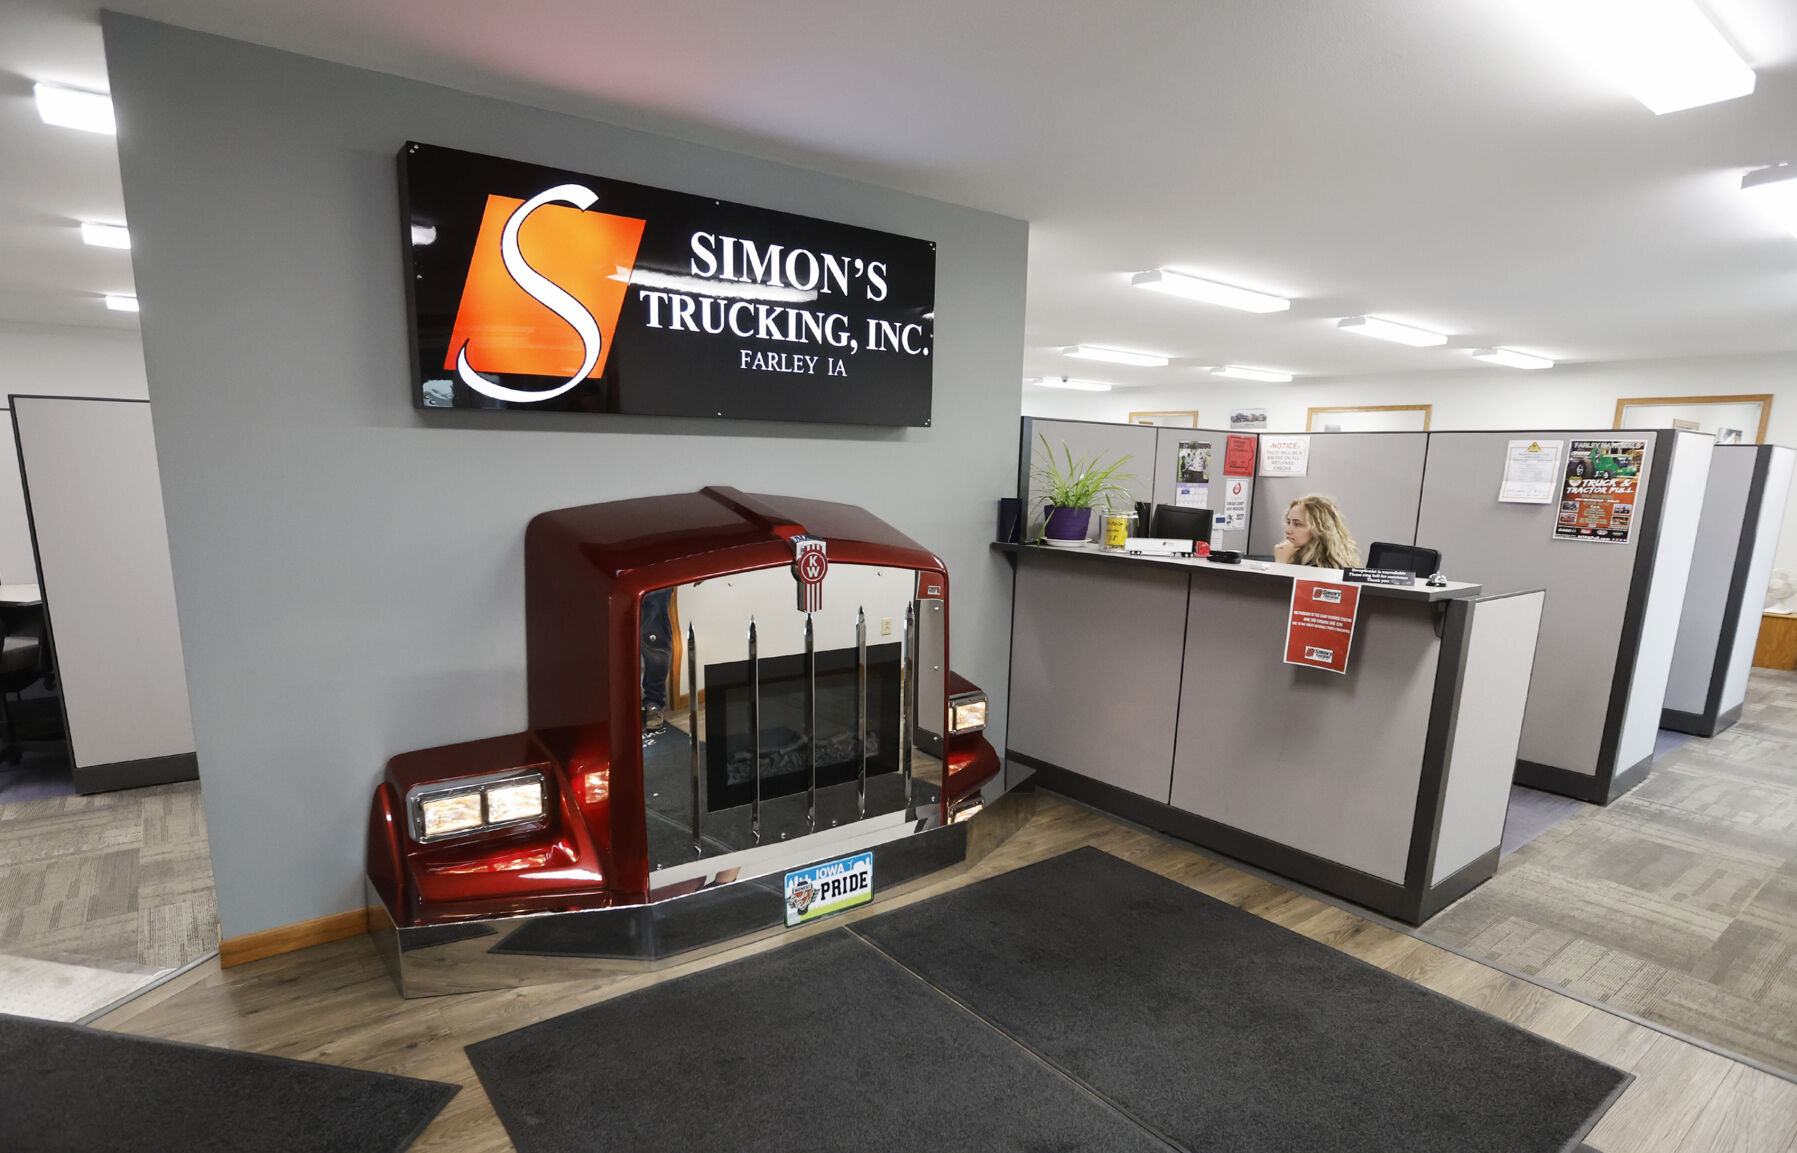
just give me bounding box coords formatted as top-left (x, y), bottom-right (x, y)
top-left (1148, 427), bottom-right (1254, 555)
top-left (1018, 417), bottom-right (1158, 542)
top-left (1248, 433), bottom-right (1429, 563)
top-left (1414, 429), bottom-right (1711, 803)
top-left (12, 394), bottom-right (198, 793)
top-left (1663, 444), bottom-right (1796, 736)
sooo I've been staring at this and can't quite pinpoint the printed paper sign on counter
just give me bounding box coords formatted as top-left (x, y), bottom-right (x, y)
top-left (1498, 439), bottom-right (1563, 503)
top-left (1222, 477), bottom-right (1249, 530)
top-left (1554, 439), bottom-right (1645, 544)
top-left (1285, 579), bottom-right (1361, 674)
top-left (1224, 434), bottom-right (1257, 476)
top-left (1258, 435), bottom-right (1310, 477)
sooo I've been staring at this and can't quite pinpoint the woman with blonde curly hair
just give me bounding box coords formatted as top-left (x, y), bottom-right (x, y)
top-left (1274, 495), bottom-right (1360, 569)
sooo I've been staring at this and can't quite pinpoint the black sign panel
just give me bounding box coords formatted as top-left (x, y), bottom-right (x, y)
top-left (400, 142), bottom-right (935, 425)
top-left (1341, 567), bottom-right (1416, 586)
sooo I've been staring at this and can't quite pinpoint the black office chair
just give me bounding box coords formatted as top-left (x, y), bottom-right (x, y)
top-left (1134, 501), bottom-right (1153, 536)
top-left (0, 614), bottom-right (45, 764)
top-left (1365, 542), bottom-right (1441, 575)
top-left (1150, 504), bottom-right (1214, 545)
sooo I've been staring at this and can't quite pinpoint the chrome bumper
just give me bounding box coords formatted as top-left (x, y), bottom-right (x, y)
top-left (370, 789), bottom-right (1031, 997)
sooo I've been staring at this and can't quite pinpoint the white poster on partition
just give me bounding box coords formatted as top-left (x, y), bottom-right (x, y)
top-left (1258, 435), bottom-right (1310, 477)
top-left (1222, 477), bottom-right (1249, 530)
top-left (1498, 439), bottom-right (1563, 503)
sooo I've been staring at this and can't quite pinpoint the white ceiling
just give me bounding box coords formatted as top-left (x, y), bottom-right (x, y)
top-left (6, 0), bottom-right (1797, 384)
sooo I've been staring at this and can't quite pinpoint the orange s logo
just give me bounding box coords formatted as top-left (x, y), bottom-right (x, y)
top-left (445, 184), bottom-right (646, 403)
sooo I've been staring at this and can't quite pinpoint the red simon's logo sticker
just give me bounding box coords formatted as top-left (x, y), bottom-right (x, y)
top-left (445, 185), bottom-right (646, 403)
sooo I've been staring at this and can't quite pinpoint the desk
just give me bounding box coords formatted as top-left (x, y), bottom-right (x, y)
top-left (997, 542), bottom-right (1543, 923)
top-left (0, 584), bottom-right (43, 606)
top-left (1753, 611), bottom-right (1797, 671)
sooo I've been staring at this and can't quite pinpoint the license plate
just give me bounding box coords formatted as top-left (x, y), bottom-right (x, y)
top-left (783, 851), bottom-right (874, 927)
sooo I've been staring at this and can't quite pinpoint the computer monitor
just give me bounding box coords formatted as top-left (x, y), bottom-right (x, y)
top-left (1150, 504), bottom-right (1213, 545)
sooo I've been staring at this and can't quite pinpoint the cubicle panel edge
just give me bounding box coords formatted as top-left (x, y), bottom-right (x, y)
top-left (1721, 447), bottom-right (1796, 712)
top-left (1664, 444), bottom-right (1794, 735)
top-left (1663, 445), bottom-right (1758, 719)
top-left (1608, 429), bottom-right (1710, 777)
top-left (1414, 591), bottom-right (1546, 896)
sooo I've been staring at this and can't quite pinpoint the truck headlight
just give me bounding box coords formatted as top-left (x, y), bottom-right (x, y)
top-left (419, 791), bottom-right (484, 839)
top-left (408, 769), bottom-right (550, 844)
top-left (949, 693), bottom-right (987, 734)
top-left (486, 778), bottom-right (546, 824)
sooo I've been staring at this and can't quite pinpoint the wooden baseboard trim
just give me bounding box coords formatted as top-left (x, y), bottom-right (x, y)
top-left (220, 906), bottom-right (376, 968)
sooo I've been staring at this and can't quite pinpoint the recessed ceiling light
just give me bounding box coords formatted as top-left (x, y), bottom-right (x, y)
top-left (1742, 165), bottom-right (1797, 238)
top-left (34, 82), bottom-right (116, 135)
top-left (1027, 377), bottom-right (1112, 392)
top-left (1336, 316), bottom-right (1448, 347)
top-left (1063, 345), bottom-right (1169, 367)
top-left (1532, 0), bottom-right (1754, 115)
top-left (80, 222), bottom-right (131, 250)
top-left (1130, 270), bottom-right (1290, 313)
top-left (1212, 365), bottom-right (1293, 383)
top-left (104, 294), bottom-right (139, 312)
top-left (1471, 348), bottom-right (1554, 370)
top-left (410, 224), bottom-right (438, 246)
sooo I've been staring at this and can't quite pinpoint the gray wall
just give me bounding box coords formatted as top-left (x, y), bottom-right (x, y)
top-left (105, 16), bottom-right (1029, 938)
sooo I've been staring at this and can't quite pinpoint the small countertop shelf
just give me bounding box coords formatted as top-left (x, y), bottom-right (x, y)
top-left (992, 541), bottom-right (1482, 603)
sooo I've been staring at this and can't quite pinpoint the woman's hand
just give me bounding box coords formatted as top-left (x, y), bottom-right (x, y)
top-left (1273, 540), bottom-right (1296, 564)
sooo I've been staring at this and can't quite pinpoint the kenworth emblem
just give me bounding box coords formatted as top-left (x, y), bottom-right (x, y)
top-left (790, 534), bottom-right (828, 612)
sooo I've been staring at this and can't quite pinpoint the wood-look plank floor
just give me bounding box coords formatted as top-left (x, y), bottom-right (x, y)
top-left (1425, 670), bottom-right (1797, 1077)
top-left (0, 782), bottom-right (217, 974)
top-left (95, 796), bottom-right (1797, 1153)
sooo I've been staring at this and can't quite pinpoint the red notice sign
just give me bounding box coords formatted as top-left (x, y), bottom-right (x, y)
top-left (1224, 434), bottom-right (1257, 477)
top-left (1285, 579), bottom-right (1361, 674)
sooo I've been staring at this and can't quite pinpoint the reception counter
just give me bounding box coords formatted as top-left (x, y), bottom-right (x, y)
top-left (997, 542), bottom-right (1544, 923)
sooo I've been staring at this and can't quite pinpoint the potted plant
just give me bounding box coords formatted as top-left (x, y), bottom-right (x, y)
top-left (1031, 434), bottom-right (1136, 544)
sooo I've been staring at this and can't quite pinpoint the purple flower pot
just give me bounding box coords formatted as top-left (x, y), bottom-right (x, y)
top-left (1043, 505), bottom-right (1092, 542)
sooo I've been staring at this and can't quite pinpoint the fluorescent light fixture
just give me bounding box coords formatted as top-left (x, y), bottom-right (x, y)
top-left (410, 223), bottom-right (438, 246)
top-left (103, 294), bottom-right (138, 312)
top-left (1213, 365), bottom-right (1293, 383)
top-left (1336, 316), bottom-right (1448, 347)
top-left (1742, 165), bottom-right (1797, 238)
top-left (1130, 269), bottom-right (1290, 313)
top-left (1027, 377), bottom-right (1112, 392)
top-left (1537, 0), bottom-right (1754, 115)
top-left (1471, 348), bottom-right (1555, 370)
top-left (1063, 344), bottom-right (1168, 367)
top-left (80, 222), bottom-right (130, 250)
top-left (33, 82), bottom-right (116, 134)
